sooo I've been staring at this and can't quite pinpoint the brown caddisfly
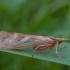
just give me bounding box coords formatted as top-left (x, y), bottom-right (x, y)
top-left (0, 30), bottom-right (69, 58)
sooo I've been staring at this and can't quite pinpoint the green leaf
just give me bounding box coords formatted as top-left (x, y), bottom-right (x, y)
top-left (0, 42), bottom-right (70, 65)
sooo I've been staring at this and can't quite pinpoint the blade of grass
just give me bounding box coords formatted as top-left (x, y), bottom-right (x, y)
top-left (0, 42), bottom-right (70, 65)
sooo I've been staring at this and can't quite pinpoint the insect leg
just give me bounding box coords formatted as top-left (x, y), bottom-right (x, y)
top-left (32, 46), bottom-right (40, 58)
top-left (58, 46), bottom-right (66, 49)
top-left (56, 42), bottom-right (65, 58)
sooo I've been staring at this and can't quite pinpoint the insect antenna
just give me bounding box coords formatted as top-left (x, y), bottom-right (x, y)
top-left (56, 38), bottom-right (70, 41)
top-left (60, 38), bottom-right (70, 41)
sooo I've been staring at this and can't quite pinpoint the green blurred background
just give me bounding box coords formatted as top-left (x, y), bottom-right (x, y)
top-left (0, 0), bottom-right (70, 70)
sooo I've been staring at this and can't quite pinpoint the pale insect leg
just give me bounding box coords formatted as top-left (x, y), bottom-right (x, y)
top-left (58, 45), bottom-right (66, 49)
top-left (32, 46), bottom-right (40, 58)
top-left (56, 42), bottom-right (65, 58)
